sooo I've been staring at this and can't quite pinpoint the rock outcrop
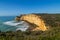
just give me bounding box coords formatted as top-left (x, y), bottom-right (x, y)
top-left (15, 14), bottom-right (47, 31)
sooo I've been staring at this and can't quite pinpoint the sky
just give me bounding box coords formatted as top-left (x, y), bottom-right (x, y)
top-left (0, 0), bottom-right (60, 16)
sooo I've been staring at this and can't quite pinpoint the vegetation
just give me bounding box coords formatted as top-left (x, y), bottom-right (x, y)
top-left (0, 13), bottom-right (60, 40)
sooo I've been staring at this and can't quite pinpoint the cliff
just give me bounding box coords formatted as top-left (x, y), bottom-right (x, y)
top-left (15, 14), bottom-right (47, 31)
top-left (15, 13), bottom-right (60, 31)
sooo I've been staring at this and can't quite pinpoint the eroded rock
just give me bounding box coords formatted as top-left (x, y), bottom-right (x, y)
top-left (15, 14), bottom-right (47, 31)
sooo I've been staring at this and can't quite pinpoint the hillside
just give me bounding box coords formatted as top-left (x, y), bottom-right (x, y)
top-left (35, 14), bottom-right (60, 27)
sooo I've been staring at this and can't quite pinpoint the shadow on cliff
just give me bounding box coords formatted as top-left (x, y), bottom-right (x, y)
top-left (21, 20), bottom-right (39, 31)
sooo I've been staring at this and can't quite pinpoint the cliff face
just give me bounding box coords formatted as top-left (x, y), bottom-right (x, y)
top-left (15, 14), bottom-right (47, 31)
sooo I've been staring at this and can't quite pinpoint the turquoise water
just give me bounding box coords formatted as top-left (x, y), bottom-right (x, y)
top-left (0, 16), bottom-right (29, 32)
top-left (0, 16), bottom-right (17, 32)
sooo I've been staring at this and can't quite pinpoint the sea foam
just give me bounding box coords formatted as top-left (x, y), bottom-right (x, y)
top-left (3, 21), bottom-right (29, 31)
top-left (3, 21), bottom-right (24, 26)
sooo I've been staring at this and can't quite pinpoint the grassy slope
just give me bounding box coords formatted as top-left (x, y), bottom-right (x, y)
top-left (35, 14), bottom-right (60, 27)
top-left (0, 14), bottom-right (60, 40)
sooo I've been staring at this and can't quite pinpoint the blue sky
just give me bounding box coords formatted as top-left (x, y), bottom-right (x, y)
top-left (0, 0), bottom-right (60, 16)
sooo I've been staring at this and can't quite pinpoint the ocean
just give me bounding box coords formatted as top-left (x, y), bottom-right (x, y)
top-left (0, 16), bottom-right (29, 32)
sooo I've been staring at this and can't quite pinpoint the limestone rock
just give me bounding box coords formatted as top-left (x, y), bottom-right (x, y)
top-left (15, 14), bottom-right (47, 31)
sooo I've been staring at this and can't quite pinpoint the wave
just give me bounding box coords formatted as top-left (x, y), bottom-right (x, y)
top-left (3, 21), bottom-right (24, 26)
top-left (3, 21), bottom-right (29, 31)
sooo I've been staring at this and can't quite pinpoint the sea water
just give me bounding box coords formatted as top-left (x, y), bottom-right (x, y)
top-left (0, 16), bottom-right (29, 32)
